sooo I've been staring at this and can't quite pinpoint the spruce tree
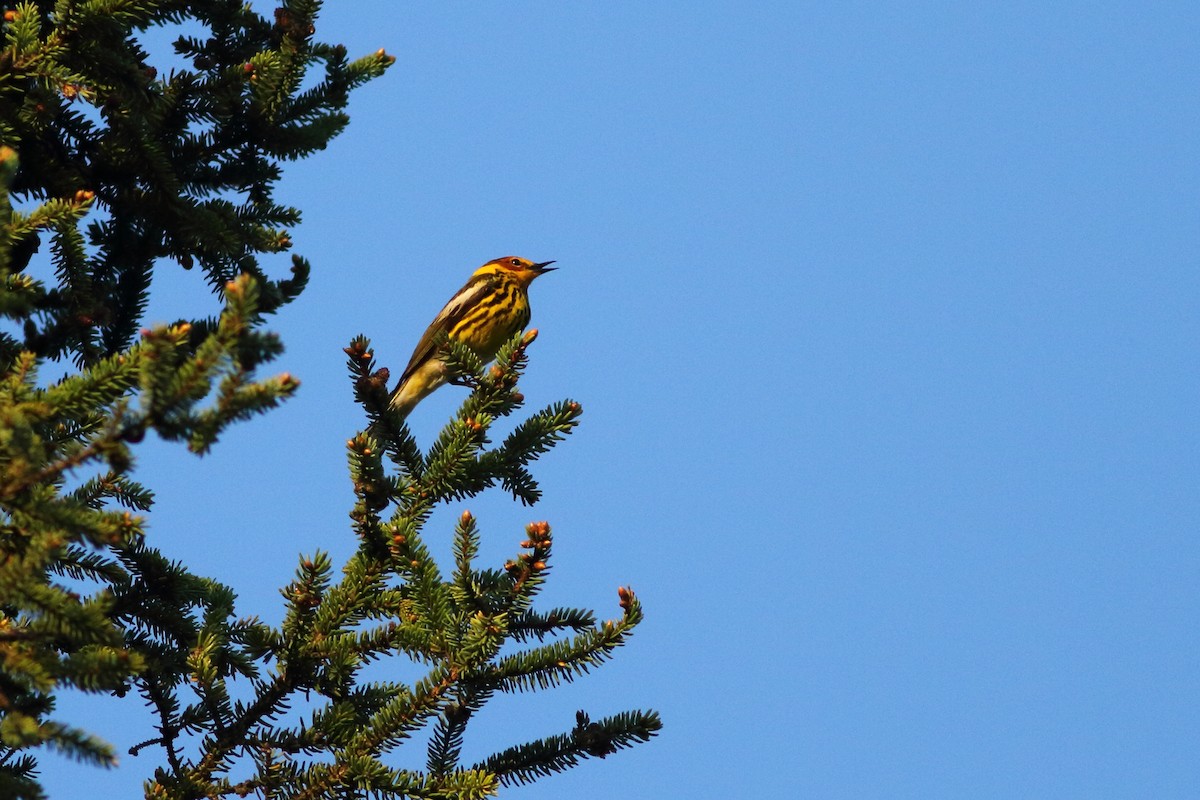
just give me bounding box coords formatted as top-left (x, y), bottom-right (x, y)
top-left (0, 3), bottom-right (659, 798)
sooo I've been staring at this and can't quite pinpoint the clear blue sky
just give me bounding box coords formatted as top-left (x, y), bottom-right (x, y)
top-left (41, 3), bottom-right (1198, 797)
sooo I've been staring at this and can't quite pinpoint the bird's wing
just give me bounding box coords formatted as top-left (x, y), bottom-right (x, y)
top-left (397, 274), bottom-right (495, 385)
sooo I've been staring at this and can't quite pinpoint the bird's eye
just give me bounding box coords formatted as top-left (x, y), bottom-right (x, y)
top-left (510, 258), bottom-right (521, 266)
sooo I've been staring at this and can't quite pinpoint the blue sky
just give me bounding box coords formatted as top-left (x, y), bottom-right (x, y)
top-left (39, 2), bottom-right (1199, 797)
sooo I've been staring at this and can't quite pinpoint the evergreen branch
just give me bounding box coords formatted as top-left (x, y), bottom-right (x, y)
top-left (500, 521), bottom-right (554, 614)
top-left (26, 719), bottom-right (118, 768)
top-left (1, 3), bottom-right (662, 788)
top-left (438, 335), bottom-right (486, 390)
top-left (493, 399), bottom-right (583, 468)
top-left (384, 520), bottom-right (452, 644)
top-left (0, 413), bottom-right (129, 506)
top-left (190, 675), bottom-right (295, 784)
top-left (508, 606), bottom-right (598, 643)
top-left (137, 674), bottom-right (185, 773)
top-left (1, 5), bottom-right (403, 796)
top-left (449, 509), bottom-right (486, 615)
top-left (477, 709), bottom-right (663, 787)
top-left (347, 431), bottom-right (393, 522)
top-left (0, 753), bottom-right (42, 800)
top-left (66, 471), bottom-right (154, 512)
top-left (48, 545), bottom-right (125, 584)
top-left (346, 335), bottom-right (424, 476)
top-left (480, 399), bottom-right (582, 505)
top-left (425, 686), bottom-right (493, 778)
top-left (485, 587), bottom-right (644, 694)
top-left (342, 664), bottom-right (456, 758)
top-left (288, 761), bottom-right (475, 800)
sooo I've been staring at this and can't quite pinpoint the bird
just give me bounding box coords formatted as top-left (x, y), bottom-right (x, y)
top-left (387, 256), bottom-right (556, 417)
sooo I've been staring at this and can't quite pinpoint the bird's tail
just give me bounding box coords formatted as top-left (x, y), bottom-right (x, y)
top-left (386, 383), bottom-right (419, 420)
top-left (385, 360), bottom-right (445, 421)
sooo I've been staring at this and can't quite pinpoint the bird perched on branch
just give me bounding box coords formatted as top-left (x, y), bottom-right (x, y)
top-left (388, 256), bottom-right (556, 417)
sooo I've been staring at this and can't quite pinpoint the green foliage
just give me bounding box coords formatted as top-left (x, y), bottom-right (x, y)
top-left (0, 2), bottom-right (657, 796)
top-left (0, 1), bottom-right (390, 795)
top-left (0, 0), bottom-right (393, 366)
top-left (107, 335), bottom-right (658, 797)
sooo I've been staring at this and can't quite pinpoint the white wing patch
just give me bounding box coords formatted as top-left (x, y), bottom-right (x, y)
top-left (430, 278), bottom-right (491, 330)
top-left (397, 276), bottom-right (493, 383)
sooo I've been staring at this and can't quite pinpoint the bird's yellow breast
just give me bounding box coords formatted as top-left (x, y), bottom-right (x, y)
top-left (447, 272), bottom-right (532, 361)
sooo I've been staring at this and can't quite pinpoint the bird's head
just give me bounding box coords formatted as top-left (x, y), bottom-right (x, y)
top-left (479, 256), bottom-right (556, 286)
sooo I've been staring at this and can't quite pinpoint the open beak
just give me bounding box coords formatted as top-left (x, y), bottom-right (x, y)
top-left (533, 260), bottom-right (557, 273)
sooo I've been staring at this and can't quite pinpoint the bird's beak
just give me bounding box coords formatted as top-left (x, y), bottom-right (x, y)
top-left (533, 260), bottom-right (557, 273)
